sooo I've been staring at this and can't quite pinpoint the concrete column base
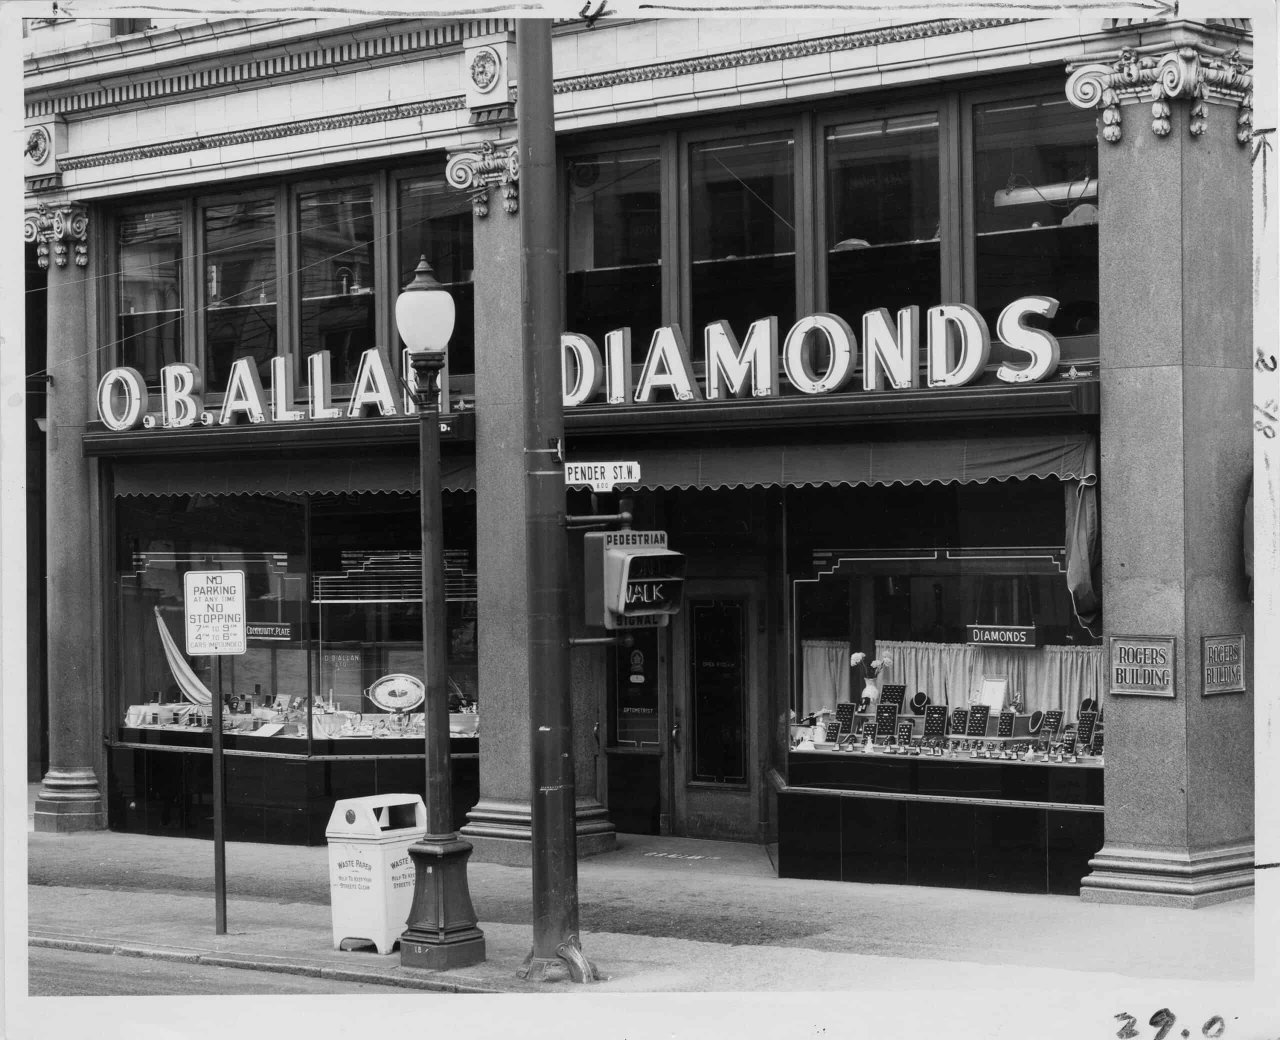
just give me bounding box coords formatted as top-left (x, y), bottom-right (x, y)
top-left (1079, 841), bottom-right (1254, 908)
top-left (462, 797), bottom-right (617, 865)
top-left (33, 767), bottom-right (105, 833)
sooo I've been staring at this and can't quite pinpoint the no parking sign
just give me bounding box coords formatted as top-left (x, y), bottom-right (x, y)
top-left (183, 570), bottom-right (247, 656)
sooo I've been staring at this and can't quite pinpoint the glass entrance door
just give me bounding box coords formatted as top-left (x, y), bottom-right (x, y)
top-left (670, 581), bottom-right (762, 840)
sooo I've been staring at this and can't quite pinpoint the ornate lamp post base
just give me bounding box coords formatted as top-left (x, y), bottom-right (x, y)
top-left (517, 935), bottom-right (603, 983)
top-left (399, 835), bottom-right (486, 970)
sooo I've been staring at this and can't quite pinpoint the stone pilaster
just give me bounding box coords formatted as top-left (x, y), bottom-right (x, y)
top-left (456, 136), bottom-right (614, 864)
top-left (1066, 24), bottom-right (1254, 906)
top-left (28, 201), bottom-right (105, 832)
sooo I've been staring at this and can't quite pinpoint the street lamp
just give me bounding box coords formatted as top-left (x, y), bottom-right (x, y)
top-left (396, 256), bottom-right (485, 970)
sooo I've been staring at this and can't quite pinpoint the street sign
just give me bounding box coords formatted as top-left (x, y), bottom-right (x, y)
top-left (183, 570), bottom-right (247, 656)
top-left (564, 460), bottom-right (641, 492)
top-left (181, 568), bottom-right (247, 940)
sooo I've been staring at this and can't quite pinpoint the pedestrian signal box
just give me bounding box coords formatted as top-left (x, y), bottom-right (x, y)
top-left (584, 530), bottom-right (685, 630)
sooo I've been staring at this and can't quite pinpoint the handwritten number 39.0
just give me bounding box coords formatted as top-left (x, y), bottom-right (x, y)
top-left (1115, 1011), bottom-right (1226, 1040)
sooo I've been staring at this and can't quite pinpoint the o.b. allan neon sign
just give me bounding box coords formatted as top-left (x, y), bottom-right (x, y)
top-left (96, 297), bottom-right (1062, 431)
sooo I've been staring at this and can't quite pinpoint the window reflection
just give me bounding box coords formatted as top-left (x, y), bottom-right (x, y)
top-left (117, 208), bottom-right (183, 385)
top-left (204, 199), bottom-right (277, 388)
top-left (567, 148), bottom-right (663, 365)
top-left (113, 494), bottom-right (308, 734)
top-left (112, 491), bottom-right (479, 746)
top-left (826, 114), bottom-right (940, 328)
top-left (974, 96), bottom-right (1099, 338)
top-left (690, 134), bottom-right (795, 338)
top-left (298, 186), bottom-right (376, 386)
top-left (398, 175), bottom-right (475, 377)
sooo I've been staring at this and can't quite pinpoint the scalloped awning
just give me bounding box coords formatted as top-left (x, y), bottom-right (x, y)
top-left (572, 432), bottom-right (1097, 490)
top-left (112, 456), bottom-right (474, 497)
top-left (111, 432), bottom-right (1095, 497)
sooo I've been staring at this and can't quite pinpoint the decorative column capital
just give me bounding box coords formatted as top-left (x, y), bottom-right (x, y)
top-left (445, 138), bottom-right (520, 218)
top-left (24, 201), bottom-right (89, 269)
top-left (1066, 43), bottom-right (1252, 145)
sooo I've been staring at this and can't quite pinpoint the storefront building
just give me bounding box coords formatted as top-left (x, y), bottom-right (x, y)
top-left (24, 13), bottom-right (1255, 905)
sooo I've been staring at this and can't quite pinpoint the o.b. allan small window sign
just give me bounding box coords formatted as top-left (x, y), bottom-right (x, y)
top-left (1109, 635), bottom-right (1175, 697)
top-left (1202, 634), bottom-right (1245, 696)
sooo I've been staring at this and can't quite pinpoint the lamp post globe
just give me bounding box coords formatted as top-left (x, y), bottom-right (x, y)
top-left (395, 255), bottom-right (456, 356)
top-left (394, 254), bottom-right (484, 971)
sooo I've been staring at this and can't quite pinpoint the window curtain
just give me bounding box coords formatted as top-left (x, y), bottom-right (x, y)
top-left (800, 639), bottom-right (850, 717)
top-left (1065, 437), bottom-right (1101, 636)
top-left (875, 639), bottom-right (1104, 719)
top-left (871, 640), bottom-right (973, 709)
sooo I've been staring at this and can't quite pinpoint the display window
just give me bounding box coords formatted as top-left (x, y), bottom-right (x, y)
top-left (788, 479), bottom-right (1103, 759)
top-left (111, 490), bottom-right (477, 751)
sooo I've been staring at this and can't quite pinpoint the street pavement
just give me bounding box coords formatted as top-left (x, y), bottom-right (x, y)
top-left (15, 786), bottom-right (1277, 1040)
top-left (29, 946), bottom-right (412, 996)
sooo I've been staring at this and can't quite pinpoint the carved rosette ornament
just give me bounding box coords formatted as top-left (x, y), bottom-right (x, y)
top-left (1066, 44), bottom-right (1252, 144)
top-left (24, 202), bottom-right (89, 269)
top-left (445, 139), bottom-right (520, 217)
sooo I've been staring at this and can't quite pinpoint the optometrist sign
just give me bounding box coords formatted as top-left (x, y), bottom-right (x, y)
top-left (184, 570), bottom-right (246, 656)
top-left (96, 296), bottom-right (1068, 432)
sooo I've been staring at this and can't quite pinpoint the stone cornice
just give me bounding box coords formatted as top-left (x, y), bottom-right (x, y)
top-left (25, 17), bottom-right (513, 120)
top-left (42, 17), bottom-right (1033, 179)
top-left (29, 16), bottom-right (1018, 123)
top-left (552, 17), bottom-right (1024, 95)
top-left (59, 96), bottom-right (467, 172)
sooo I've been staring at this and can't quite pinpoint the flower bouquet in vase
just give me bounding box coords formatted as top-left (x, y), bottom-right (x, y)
top-left (851, 651), bottom-right (893, 711)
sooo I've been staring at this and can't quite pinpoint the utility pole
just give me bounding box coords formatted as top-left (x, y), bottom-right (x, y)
top-left (516, 18), bottom-right (598, 984)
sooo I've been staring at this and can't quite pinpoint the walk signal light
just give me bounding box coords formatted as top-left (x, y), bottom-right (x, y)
top-left (584, 531), bottom-right (685, 630)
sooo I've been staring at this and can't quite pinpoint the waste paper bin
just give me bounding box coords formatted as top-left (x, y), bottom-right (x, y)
top-left (326, 794), bottom-right (426, 954)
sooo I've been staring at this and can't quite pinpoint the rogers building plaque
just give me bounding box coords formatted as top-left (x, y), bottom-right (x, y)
top-left (1202, 634), bottom-right (1246, 695)
top-left (1109, 635), bottom-right (1176, 697)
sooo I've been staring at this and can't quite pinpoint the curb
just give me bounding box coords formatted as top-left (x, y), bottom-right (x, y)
top-left (29, 936), bottom-right (504, 994)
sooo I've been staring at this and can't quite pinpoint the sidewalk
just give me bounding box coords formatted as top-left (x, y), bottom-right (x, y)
top-left (24, 786), bottom-right (1255, 996)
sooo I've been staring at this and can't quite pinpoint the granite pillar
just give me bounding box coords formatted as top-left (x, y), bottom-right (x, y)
top-left (1069, 38), bottom-right (1254, 906)
top-left (456, 147), bottom-right (614, 865)
top-left (32, 205), bottom-right (105, 832)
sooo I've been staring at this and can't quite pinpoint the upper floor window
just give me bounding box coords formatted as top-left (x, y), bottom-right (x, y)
top-left (825, 113), bottom-right (940, 327)
top-left (117, 207), bottom-right (183, 387)
top-left (689, 133), bottom-right (796, 337)
top-left (109, 164), bottom-right (477, 405)
top-left (562, 78), bottom-right (1099, 392)
top-left (110, 18), bottom-right (152, 36)
top-left (397, 173), bottom-right (476, 376)
top-left (203, 198), bottom-right (277, 388)
top-left (973, 94), bottom-right (1099, 338)
top-left (566, 148), bottom-right (662, 364)
top-left (298, 185), bottom-right (376, 387)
